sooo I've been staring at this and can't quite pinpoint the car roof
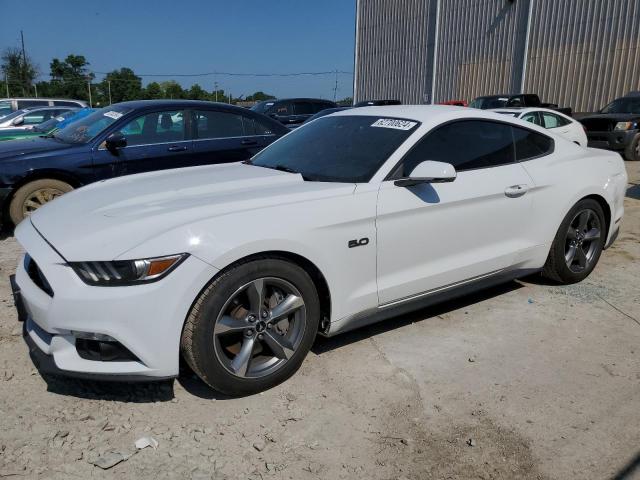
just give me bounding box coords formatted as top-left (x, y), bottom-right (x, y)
top-left (256, 98), bottom-right (335, 103)
top-left (490, 107), bottom-right (574, 118)
top-left (18, 106), bottom-right (78, 113)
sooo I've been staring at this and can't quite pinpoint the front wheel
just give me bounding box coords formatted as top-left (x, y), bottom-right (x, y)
top-left (9, 179), bottom-right (73, 225)
top-left (542, 199), bottom-right (606, 284)
top-left (181, 258), bottom-right (320, 396)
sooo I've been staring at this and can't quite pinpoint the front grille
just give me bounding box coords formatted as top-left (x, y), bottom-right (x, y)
top-left (581, 118), bottom-right (615, 132)
top-left (25, 255), bottom-right (54, 297)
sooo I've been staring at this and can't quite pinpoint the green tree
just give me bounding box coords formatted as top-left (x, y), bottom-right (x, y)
top-left (97, 67), bottom-right (142, 104)
top-left (245, 91), bottom-right (275, 102)
top-left (1, 47), bottom-right (39, 97)
top-left (49, 54), bottom-right (94, 101)
top-left (160, 81), bottom-right (184, 99)
top-left (187, 83), bottom-right (209, 100)
top-left (143, 82), bottom-right (163, 99)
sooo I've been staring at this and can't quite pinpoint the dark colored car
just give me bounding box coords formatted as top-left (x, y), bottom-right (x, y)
top-left (579, 92), bottom-right (640, 161)
top-left (303, 106), bottom-right (352, 123)
top-left (353, 99), bottom-right (401, 107)
top-left (251, 98), bottom-right (337, 129)
top-left (0, 100), bottom-right (288, 227)
top-left (469, 93), bottom-right (572, 116)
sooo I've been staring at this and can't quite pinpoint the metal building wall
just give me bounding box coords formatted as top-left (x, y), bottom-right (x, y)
top-left (524, 0), bottom-right (640, 112)
top-left (354, 0), bottom-right (437, 104)
top-left (433, 0), bottom-right (530, 103)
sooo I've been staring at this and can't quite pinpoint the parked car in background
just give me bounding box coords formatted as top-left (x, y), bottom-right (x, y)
top-left (470, 93), bottom-right (572, 116)
top-left (579, 91), bottom-right (640, 161)
top-left (0, 98), bottom-right (87, 119)
top-left (439, 100), bottom-right (468, 107)
top-left (0, 106), bottom-right (77, 130)
top-left (354, 99), bottom-right (401, 107)
top-left (12, 105), bottom-right (626, 394)
top-left (0, 100), bottom-right (288, 226)
top-left (303, 106), bottom-right (352, 123)
top-left (0, 108), bottom-right (93, 142)
top-left (492, 107), bottom-right (587, 146)
top-left (251, 98), bottom-right (337, 129)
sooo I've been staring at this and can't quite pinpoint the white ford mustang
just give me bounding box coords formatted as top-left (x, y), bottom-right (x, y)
top-left (13, 106), bottom-right (627, 395)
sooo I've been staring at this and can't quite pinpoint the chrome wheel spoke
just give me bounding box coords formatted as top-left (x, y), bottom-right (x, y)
top-left (263, 331), bottom-right (295, 360)
top-left (230, 336), bottom-right (255, 376)
top-left (246, 278), bottom-right (265, 312)
top-left (214, 315), bottom-right (246, 335)
top-left (584, 227), bottom-right (600, 241)
top-left (269, 294), bottom-right (304, 323)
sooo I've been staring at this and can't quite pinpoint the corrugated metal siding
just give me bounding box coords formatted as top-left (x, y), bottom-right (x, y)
top-left (434, 0), bottom-right (529, 103)
top-left (354, 0), bottom-right (437, 103)
top-left (524, 0), bottom-right (640, 112)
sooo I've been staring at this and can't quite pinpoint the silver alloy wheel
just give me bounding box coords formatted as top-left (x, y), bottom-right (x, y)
top-left (22, 188), bottom-right (65, 217)
top-left (213, 277), bottom-right (306, 378)
top-left (564, 208), bottom-right (601, 272)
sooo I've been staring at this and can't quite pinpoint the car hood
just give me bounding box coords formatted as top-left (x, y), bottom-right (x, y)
top-left (0, 136), bottom-right (75, 160)
top-left (30, 162), bottom-right (356, 261)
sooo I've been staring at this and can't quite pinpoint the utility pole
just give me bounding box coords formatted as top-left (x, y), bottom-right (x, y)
top-left (214, 81), bottom-right (218, 102)
top-left (333, 69), bottom-right (338, 102)
top-left (4, 72), bottom-right (9, 98)
top-left (108, 80), bottom-right (112, 105)
top-left (34, 84), bottom-right (37, 97)
top-left (20, 30), bottom-right (27, 96)
top-left (87, 80), bottom-right (92, 107)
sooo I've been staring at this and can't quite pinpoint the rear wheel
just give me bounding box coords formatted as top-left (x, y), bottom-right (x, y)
top-left (9, 179), bottom-right (73, 225)
top-left (542, 199), bottom-right (606, 284)
top-left (624, 133), bottom-right (640, 161)
top-left (181, 258), bottom-right (320, 395)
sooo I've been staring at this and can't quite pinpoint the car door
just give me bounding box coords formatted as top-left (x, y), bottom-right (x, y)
top-left (268, 101), bottom-right (295, 127)
top-left (190, 109), bottom-right (265, 164)
top-left (290, 101), bottom-right (315, 126)
top-left (109, 108), bottom-right (192, 175)
top-left (376, 119), bottom-right (535, 305)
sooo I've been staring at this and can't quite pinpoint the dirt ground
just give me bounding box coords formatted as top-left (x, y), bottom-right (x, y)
top-left (0, 163), bottom-right (638, 480)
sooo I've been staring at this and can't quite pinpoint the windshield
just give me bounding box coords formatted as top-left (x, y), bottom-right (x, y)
top-left (251, 101), bottom-right (275, 114)
top-left (469, 97), bottom-right (509, 109)
top-left (0, 109), bottom-right (29, 123)
top-left (600, 97), bottom-right (640, 114)
top-left (33, 109), bottom-right (78, 132)
top-left (0, 101), bottom-right (13, 119)
top-left (250, 115), bottom-right (419, 183)
top-left (54, 106), bottom-right (132, 144)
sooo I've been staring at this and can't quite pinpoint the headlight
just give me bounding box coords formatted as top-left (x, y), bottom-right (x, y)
top-left (614, 121), bottom-right (635, 131)
top-left (69, 254), bottom-right (187, 286)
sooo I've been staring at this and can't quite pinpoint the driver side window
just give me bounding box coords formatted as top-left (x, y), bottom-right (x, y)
top-left (120, 110), bottom-right (185, 146)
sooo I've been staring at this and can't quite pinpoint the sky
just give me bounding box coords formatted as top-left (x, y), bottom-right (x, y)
top-left (1, 0), bottom-right (356, 100)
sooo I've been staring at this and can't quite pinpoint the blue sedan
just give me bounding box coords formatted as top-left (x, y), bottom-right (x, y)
top-left (0, 100), bottom-right (288, 226)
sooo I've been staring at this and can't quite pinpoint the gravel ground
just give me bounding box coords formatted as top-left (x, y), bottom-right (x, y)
top-left (0, 163), bottom-right (638, 480)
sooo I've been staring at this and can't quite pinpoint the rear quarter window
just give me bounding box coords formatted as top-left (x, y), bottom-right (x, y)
top-left (512, 126), bottom-right (554, 160)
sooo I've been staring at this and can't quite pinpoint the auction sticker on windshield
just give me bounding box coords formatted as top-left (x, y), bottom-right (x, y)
top-left (103, 111), bottom-right (124, 120)
top-left (371, 118), bottom-right (417, 130)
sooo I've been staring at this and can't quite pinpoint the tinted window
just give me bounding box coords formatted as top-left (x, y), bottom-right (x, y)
top-left (600, 97), bottom-right (640, 114)
top-left (400, 120), bottom-right (514, 175)
top-left (119, 110), bottom-right (185, 146)
top-left (250, 101), bottom-right (275, 114)
top-left (242, 116), bottom-right (275, 136)
top-left (250, 115), bottom-right (419, 183)
top-left (272, 102), bottom-right (292, 115)
top-left (22, 110), bottom-right (51, 125)
top-left (17, 99), bottom-right (49, 109)
top-left (294, 102), bottom-right (314, 115)
top-left (194, 110), bottom-right (244, 139)
top-left (312, 102), bottom-right (332, 113)
top-left (513, 126), bottom-right (554, 161)
top-left (54, 101), bottom-right (82, 107)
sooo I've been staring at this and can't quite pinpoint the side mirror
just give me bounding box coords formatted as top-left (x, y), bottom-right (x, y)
top-left (394, 160), bottom-right (456, 187)
top-left (12, 117), bottom-right (24, 126)
top-left (105, 132), bottom-right (127, 152)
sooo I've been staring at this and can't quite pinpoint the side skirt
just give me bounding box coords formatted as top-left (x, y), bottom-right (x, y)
top-left (322, 268), bottom-right (541, 337)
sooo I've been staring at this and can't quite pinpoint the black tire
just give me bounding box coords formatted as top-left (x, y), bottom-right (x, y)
top-left (9, 179), bottom-right (73, 226)
top-left (542, 199), bottom-right (606, 284)
top-left (624, 133), bottom-right (640, 161)
top-left (181, 258), bottom-right (320, 396)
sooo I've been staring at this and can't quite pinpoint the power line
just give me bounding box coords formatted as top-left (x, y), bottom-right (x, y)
top-left (91, 70), bottom-right (354, 78)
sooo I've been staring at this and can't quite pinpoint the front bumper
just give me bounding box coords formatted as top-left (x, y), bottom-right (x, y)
top-left (587, 129), bottom-right (637, 151)
top-left (13, 219), bottom-right (219, 380)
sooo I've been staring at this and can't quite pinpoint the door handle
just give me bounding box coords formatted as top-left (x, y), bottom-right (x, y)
top-left (504, 184), bottom-right (529, 198)
top-left (167, 145), bottom-right (188, 152)
top-left (241, 139), bottom-right (258, 146)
